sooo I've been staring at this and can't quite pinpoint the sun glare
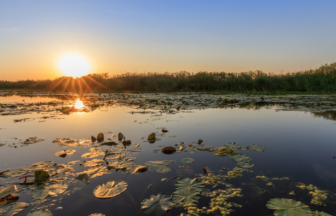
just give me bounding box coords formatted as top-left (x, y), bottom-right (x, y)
top-left (74, 99), bottom-right (85, 109)
top-left (58, 54), bottom-right (91, 78)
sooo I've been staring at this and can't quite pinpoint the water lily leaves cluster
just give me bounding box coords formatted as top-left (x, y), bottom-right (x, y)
top-left (227, 167), bottom-right (243, 178)
top-left (296, 183), bottom-right (328, 206)
top-left (172, 178), bottom-right (204, 204)
top-left (81, 147), bottom-right (105, 158)
top-left (93, 181), bottom-right (128, 199)
top-left (266, 198), bottom-right (326, 216)
top-left (141, 193), bottom-right (173, 214)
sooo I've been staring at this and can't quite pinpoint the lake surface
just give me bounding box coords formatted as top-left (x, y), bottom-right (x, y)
top-left (0, 93), bottom-right (336, 216)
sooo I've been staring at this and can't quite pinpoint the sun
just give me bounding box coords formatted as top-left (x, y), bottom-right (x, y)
top-left (58, 54), bottom-right (91, 77)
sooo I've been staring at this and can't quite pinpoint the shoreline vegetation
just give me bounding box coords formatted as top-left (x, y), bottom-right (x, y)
top-left (1, 63), bottom-right (336, 94)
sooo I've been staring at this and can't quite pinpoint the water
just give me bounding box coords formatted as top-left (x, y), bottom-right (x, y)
top-left (1, 95), bottom-right (336, 216)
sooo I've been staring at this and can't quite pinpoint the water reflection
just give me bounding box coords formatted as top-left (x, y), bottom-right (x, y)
top-left (74, 99), bottom-right (84, 109)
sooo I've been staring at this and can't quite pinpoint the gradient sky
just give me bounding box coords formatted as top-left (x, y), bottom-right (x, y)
top-left (1, 0), bottom-right (336, 80)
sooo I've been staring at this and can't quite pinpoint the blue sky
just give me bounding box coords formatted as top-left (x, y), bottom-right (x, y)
top-left (1, 0), bottom-right (336, 80)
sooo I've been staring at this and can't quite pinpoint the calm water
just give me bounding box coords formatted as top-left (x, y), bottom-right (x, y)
top-left (1, 95), bottom-right (336, 216)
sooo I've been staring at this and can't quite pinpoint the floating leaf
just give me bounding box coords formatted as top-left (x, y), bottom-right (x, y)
top-left (3, 167), bottom-right (30, 179)
top-left (266, 198), bottom-right (312, 216)
top-left (148, 133), bottom-right (156, 141)
top-left (0, 201), bottom-right (12, 215)
top-left (97, 133), bottom-right (104, 142)
top-left (230, 154), bottom-right (252, 163)
top-left (4, 202), bottom-right (28, 216)
top-left (0, 185), bottom-right (16, 199)
top-left (214, 147), bottom-right (238, 156)
top-left (118, 133), bottom-right (124, 141)
top-left (55, 149), bottom-right (76, 157)
top-left (157, 167), bottom-right (171, 173)
top-left (27, 209), bottom-right (52, 216)
top-left (34, 170), bottom-right (49, 182)
top-left (80, 159), bottom-right (104, 167)
top-left (131, 165), bottom-right (148, 175)
top-left (32, 183), bottom-right (68, 200)
top-left (146, 161), bottom-right (174, 166)
top-left (181, 158), bottom-right (194, 164)
top-left (314, 211), bottom-right (332, 216)
top-left (76, 167), bottom-right (110, 179)
top-left (161, 147), bottom-right (176, 154)
top-left (141, 193), bottom-right (173, 214)
top-left (89, 214), bottom-right (105, 216)
top-left (75, 173), bottom-right (89, 184)
top-left (173, 178), bottom-right (204, 204)
top-left (93, 181), bottom-right (128, 199)
top-left (81, 151), bottom-right (105, 158)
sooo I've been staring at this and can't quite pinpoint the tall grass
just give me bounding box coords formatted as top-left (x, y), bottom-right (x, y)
top-left (1, 62), bottom-right (336, 93)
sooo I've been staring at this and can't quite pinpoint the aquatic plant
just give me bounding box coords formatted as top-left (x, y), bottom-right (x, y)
top-left (93, 181), bottom-right (128, 199)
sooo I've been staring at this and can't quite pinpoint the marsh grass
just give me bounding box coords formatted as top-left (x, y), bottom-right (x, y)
top-left (2, 63), bottom-right (336, 93)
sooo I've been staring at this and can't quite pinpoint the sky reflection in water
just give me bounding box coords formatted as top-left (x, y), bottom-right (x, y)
top-left (1, 96), bottom-right (336, 215)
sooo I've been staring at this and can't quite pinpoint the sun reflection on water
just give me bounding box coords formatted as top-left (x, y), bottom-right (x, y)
top-left (74, 99), bottom-right (84, 109)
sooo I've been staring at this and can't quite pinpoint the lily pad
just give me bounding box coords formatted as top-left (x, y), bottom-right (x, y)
top-left (93, 181), bottom-right (128, 199)
top-left (181, 158), bottom-right (194, 164)
top-left (32, 183), bottom-right (68, 200)
top-left (314, 211), bottom-right (332, 216)
top-left (0, 185), bottom-right (16, 199)
top-left (3, 202), bottom-right (28, 216)
top-left (141, 193), bottom-right (173, 214)
top-left (157, 167), bottom-right (171, 173)
top-left (34, 170), bottom-right (49, 182)
top-left (148, 133), bottom-right (156, 141)
top-left (0, 201), bottom-right (12, 215)
top-left (161, 146), bottom-right (176, 154)
top-left (27, 209), bottom-right (52, 216)
top-left (76, 167), bottom-right (110, 179)
top-left (131, 165), bottom-right (148, 175)
top-left (75, 173), bottom-right (89, 184)
top-left (173, 178), bottom-right (204, 204)
top-left (214, 147), bottom-right (238, 156)
top-left (80, 159), bottom-right (104, 167)
top-left (55, 149), bottom-right (76, 157)
top-left (266, 198), bottom-right (312, 216)
top-left (230, 154), bottom-right (252, 163)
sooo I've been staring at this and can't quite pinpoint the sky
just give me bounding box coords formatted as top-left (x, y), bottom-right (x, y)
top-left (1, 0), bottom-right (336, 81)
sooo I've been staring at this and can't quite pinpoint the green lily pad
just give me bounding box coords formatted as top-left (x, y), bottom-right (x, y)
top-left (148, 133), bottom-right (156, 141)
top-left (27, 209), bottom-right (52, 216)
top-left (224, 142), bottom-right (241, 150)
top-left (141, 193), bottom-right (173, 214)
top-left (157, 167), bottom-right (171, 173)
top-left (34, 170), bottom-right (49, 182)
top-left (75, 173), bottom-right (89, 184)
top-left (0, 201), bottom-right (12, 215)
top-left (266, 198), bottom-right (312, 216)
top-left (172, 178), bottom-right (204, 204)
top-left (93, 181), bottom-right (128, 199)
top-left (230, 154), bottom-right (252, 163)
top-left (118, 133), bottom-right (124, 141)
top-left (214, 147), bottom-right (238, 156)
top-left (0, 185), bottom-right (16, 199)
top-left (32, 183), bottom-right (68, 200)
top-left (80, 159), bottom-right (104, 167)
top-left (3, 202), bottom-right (28, 216)
top-left (184, 149), bottom-right (198, 154)
top-left (314, 211), bottom-right (332, 216)
top-left (181, 158), bottom-right (194, 164)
